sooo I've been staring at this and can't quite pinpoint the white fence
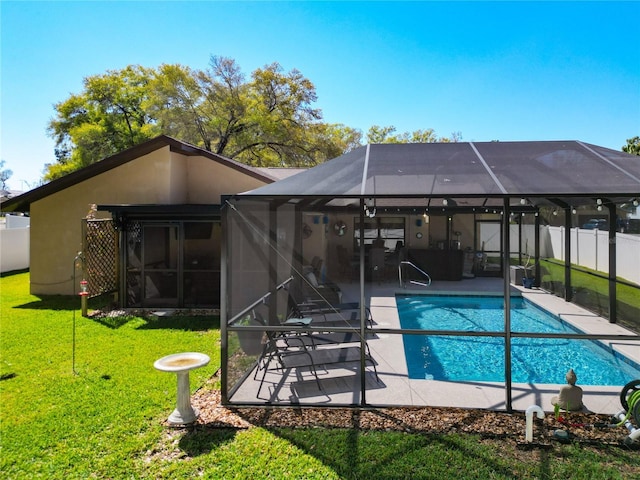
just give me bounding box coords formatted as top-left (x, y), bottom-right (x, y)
top-left (544, 226), bottom-right (640, 285)
top-left (1, 215), bottom-right (30, 273)
top-left (480, 224), bottom-right (640, 285)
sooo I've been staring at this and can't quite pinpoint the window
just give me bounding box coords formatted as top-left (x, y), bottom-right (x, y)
top-left (354, 217), bottom-right (405, 250)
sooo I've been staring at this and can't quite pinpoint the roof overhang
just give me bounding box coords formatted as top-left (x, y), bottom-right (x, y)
top-left (98, 204), bottom-right (222, 219)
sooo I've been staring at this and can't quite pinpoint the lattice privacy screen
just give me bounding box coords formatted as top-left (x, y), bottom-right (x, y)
top-left (82, 219), bottom-right (118, 298)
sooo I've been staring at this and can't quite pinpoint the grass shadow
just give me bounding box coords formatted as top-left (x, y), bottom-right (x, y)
top-left (172, 423), bottom-right (530, 478)
top-left (0, 268), bottom-right (29, 278)
top-left (177, 427), bottom-right (239, 456)
top-left (268, 427), bottom-right (522, 479)
top-left (15, 295), bottom-right (94, 311)
top-left (87, 312), bottom-right (220, 331)
top-left (136, 315), bottom-right (220, 331)
top-left (92, 314), bottom-right (137, 329)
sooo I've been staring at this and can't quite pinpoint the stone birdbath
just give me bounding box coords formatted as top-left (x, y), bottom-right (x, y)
top-left (154, 352), bottom-right (210, 425)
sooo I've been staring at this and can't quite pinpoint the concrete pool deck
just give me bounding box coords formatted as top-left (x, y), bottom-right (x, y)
top-left (230, 277), bottom-right (639, 415)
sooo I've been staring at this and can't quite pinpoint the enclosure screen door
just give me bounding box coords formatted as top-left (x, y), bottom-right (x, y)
top-left (125, 221), bottom-right (220, 308)
top-left (183, 222), bottom-right (221, 307)
top-left (143, 224), bottom-right (179, 307)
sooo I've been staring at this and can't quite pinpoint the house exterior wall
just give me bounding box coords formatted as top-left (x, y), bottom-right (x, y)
top-left (185, 155), bottom-right (267, 203)
top-left (29, 146), bottom-right (269, 295)
top-left (168, 150), bottom-right (188, 203)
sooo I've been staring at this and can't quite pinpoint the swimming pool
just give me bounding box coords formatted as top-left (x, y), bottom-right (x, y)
top-left (397, 294), bottom-right (640, 385)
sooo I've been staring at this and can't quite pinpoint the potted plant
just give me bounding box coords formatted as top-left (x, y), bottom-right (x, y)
top-left (522, 255), bottom-right (535, 289)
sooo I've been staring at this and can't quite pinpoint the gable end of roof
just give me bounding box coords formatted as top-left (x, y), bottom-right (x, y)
top-left (1, 135), bottom-right (275, 212)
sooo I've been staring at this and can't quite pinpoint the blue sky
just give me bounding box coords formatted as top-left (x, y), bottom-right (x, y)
top-left (2, 1), bottom-right (639, 190)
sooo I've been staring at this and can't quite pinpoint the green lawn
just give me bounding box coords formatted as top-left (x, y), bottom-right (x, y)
top-left (538, 258), bottom-right (640, 332)
top-left (1, 271), bottom-right (639, 479)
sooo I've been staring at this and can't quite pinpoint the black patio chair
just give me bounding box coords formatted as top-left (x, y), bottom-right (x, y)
top-left (252, 311), bottom-right (379, 398)
top-left (286, 286), bottom-right (374, 329)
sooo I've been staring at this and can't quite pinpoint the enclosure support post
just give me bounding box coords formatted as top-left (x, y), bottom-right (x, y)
top-left (117, 216), bottom-right (127, 308)
top-left (268, 202), bottom-right (278, 324)
top-left (608, 203), bottom-right (617, 323)
top-left (220, 198), bottom-right (229, 404)
top-left (359, 198), bottom-right (367, 407)
top-left (518, 216), bottom-right (523, 266)
top-left (564, 208), bottom-right (572, 302)
top-left (503, 198), bottom-right (513, 413)
top-left (534, 212), bottom-right (541, 287)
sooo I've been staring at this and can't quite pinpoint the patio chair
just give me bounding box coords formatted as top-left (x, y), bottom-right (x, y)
top-left (302, 255), bottom-right (323, 278)
top-left (370, 247), bottom-right (386, 283)
top-left (287, 287), bottom-right (374, 329)
top-left (252, 311), bottom-right (379, 398)
top-left (299, 266), bottom-right (343, 307)
top-left (385, 241), bottom-right (405, 270)
top-left (336, 245), bottom-right (358, 281)
top-left (311, 256), bottom-right (323, 276)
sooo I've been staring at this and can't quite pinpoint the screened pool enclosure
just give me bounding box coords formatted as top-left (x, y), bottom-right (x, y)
top-left (221, 141), bottom-right (640, 410)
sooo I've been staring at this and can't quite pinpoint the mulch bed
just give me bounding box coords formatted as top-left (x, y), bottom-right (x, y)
top-left (186, 377), bottom-right (636, 449)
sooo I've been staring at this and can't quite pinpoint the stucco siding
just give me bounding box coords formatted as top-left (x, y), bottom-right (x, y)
top-left (168, 150), bottom-right (189, 203)
top-left (186, 156), bottom-right (268, 203)
top-left (27, 145), bottom-right (271, 296)
top-left (29, 147), bottom-right (179, 295)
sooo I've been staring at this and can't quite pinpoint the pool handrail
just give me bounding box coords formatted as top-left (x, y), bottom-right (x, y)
top-left (398, 260), bottom-right (432, 288)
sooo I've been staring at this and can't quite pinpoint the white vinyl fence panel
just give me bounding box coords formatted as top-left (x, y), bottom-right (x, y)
top-left (542, 226), bottom-right (639, 285)
top-left (1, 215), bottom-right (30, 273)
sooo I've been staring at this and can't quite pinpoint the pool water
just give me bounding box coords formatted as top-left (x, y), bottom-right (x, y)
top-left (397, 295), bottom-right (640, 385)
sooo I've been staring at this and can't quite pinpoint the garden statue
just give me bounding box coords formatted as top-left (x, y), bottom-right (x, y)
top-left (551, 368), bottom-right (584, 411)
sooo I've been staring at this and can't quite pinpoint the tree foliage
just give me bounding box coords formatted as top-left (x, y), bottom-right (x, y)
top-left (366, 125), bottom-right (461, 144)
top-left (46, 66), bottom-right (159, 180)
top-left (146, 57), bottom-right (351, 166)
top-left (45, 56), bottom-right (454, 180)
top-left (0, 160), bottom-right (13, 190)
top-left (622, 136), bottom-right (640, 156)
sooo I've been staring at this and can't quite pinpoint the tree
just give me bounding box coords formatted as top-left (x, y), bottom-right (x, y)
top-left (144, 60), bottom-right (243, 154)
top-left (366, 125), bottom-right (461, 144)
top-left (147, 56), bottom-right (341, 166)
top-left (47, 57), bottom-right (346, 177)
top-left (623, 136), bottom-right (640, 155)
top-left (0, 160), bottom-right (13, 189)
top-left (366, 125), bottom-right (400, 144)
top-left (46, 65), bottom-right (159, 180)
top-left (44, 56), bottom-right (461, 178)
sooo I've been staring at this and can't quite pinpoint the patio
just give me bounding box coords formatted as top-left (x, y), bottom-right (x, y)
top-left (227, 277), bottom-right (640, 414)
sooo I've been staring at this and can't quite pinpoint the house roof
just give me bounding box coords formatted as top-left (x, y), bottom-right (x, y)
top-left (241, 141), bottom-right (640, 208)
top-left (0, 135), bottom-right (279, 213)
top-left (255, 167), bottom-right (307, 180)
